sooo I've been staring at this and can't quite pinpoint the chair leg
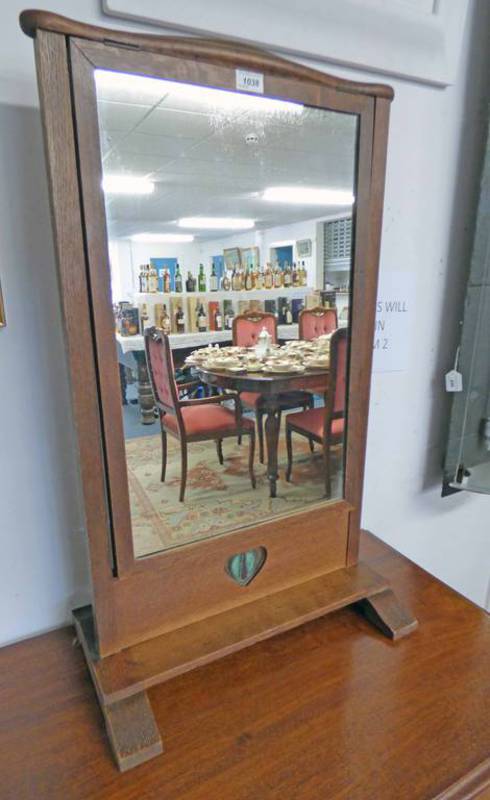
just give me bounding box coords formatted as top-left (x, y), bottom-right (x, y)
top-left (179, 441), bottom-right (188, 502)
top-left (286, 426), bottom-right (293, 482)
top-left (216, 438), bottom-right (224, 465)
top-left (248, 431), bottom-right (256, 489)
top-left (309, 437), bottom-right (315, 453)
top-left (257, 408), bottom-right (265, 464)
top-left (160, 427), bottom-right (167, 482)
top-left (237, 434), bottom-right (242, 446)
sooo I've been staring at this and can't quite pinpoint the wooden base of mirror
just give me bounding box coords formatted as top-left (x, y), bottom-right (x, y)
top-left (73, 558), bottom-right (417, 771)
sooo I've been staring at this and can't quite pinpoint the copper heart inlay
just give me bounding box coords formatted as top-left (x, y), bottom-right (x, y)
top-left (225, 547), bottom-right (267, 587)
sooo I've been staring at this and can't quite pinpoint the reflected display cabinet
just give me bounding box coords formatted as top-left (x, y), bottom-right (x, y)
top-left (21, 10), bottom-right (417, 771)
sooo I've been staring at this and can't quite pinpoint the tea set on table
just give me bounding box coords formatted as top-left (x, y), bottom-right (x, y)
top-left (185, 327), bottom-right (332, 374)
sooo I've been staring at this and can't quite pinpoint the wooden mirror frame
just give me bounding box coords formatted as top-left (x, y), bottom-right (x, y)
top-left (21, 10), bottom-right (417, 770)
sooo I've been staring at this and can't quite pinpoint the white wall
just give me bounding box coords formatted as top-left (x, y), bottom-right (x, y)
top-left (1, 0), bottom-right (489, 646)
top-left (113, 216), bottom-right (327, 302)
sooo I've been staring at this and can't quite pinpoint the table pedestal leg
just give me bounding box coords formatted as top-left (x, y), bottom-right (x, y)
top-left (136, 358), bottom-right (156, 425)
top-left (119, 363), bottom-right (127, 406)
top-left (265, 408), bottom-right (281, 498)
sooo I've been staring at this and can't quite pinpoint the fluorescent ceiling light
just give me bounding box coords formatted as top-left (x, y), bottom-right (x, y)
top-left (102, 175), bottom-right (154, 195)
top-left (95, 69), bottom-right (303, 115)
top-left (130, 233), bottom-right (194, 243)
top-left (263, 187), bottom-right (354, 205)
top-left (178, 217), bottom-right (255, 230)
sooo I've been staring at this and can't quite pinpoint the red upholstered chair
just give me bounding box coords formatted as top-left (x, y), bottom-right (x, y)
top-left (298, 306), bottom-right (338, 340)
top-left (299, 306), bottom-right (338, 398)
top-left (285, 327), bottom-right (347, 497)
top-left (233, 310), bottom-right (313, 463)
top-left (145, 327), bottom-right (255, 502)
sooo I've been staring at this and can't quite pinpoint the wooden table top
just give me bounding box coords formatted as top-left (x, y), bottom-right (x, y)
top-left (1, 532), bottom-right (489, 800)
top-left (195, 364), bottom-right (328, 394)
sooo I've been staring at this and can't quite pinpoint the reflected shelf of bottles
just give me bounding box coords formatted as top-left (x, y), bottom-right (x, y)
top-left (115, 260), bottom-right (319, 341)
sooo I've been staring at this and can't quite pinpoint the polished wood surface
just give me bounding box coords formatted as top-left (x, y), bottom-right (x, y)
top-left (75, 562), bottom-right (392, 705)
top-left (73, 561), bottom-right (410, 770)
top-left (1, 532), bottom-right (488, 799)
top-left (19, 10), bottom-right (393, 99)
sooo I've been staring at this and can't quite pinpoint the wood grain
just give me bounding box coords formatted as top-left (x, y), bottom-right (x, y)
top-left (73, 561), bottom-right (390, 706)
top-left (33, 29), bottom-right (116, 647)
top-left (356, 587), bottom-right (419, 640)
top-left (103, 693), bottom-right (163, 772)
top-left (19, 10), bottom-right (393, 99)
top-left (0, 532), bottom-right (488, 799)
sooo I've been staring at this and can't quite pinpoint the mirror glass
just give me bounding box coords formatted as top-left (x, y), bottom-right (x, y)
top-left (94, 69), bottom-right (357, 558)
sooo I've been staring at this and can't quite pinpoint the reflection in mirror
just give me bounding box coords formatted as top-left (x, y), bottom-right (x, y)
top-left (94, 69), bottom-right (357, 557)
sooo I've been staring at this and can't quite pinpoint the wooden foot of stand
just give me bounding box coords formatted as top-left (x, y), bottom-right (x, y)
top-left (355, 588), bottom-right (418, 640)
top-left (73, 609), bottom-right (163, 772)
top-left (73, 563), bottom-right (417, 771)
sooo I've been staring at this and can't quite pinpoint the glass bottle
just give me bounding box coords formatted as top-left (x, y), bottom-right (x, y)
top-left (209, 262), bottom-right (218, 292)
top-left (255, 266), bottom-right (264, 290)
top-left (300, 260), bottom-right (307, 286)
top-left (222, 269), bottom-right (231, 291)
top-left (197, 303), bottom-right (207, 331)
top-left (273, 263), bottom-right (283, 288)
top-left (225, 305), bottom-right (235, 330)
top-left (245, 265), bottom-right (253, 290)
top-left (283, 262), bottom-right (292, 288)
top-left (139, 303), bottom-right (149, 334)
top-left (163, 268), bottom-right (171, 293)
top-left (292, 262), bottom-right (299, 287)
top-left (232, 266), bottom-right (240, 291)
top-left (175, 262), bottom-right (183, 293)
top-left (285, 301), bottom-right (293, 325)
top-left (160, 304), bottom-right (171, 335)
top-left (151, 264), bottom-right (159, 293)
top-left (198, 263), bottom-right (206, 292)
top-left (214, 306), bottom-right (223, 331)
top-left (264, 263), bottom-right (273, 289)
top-left (176, 305), bottom-right (185, 333)
top-left (138, 264), bottom-right (146, 293)
top-left (186, 271), bottom-right (194, 292)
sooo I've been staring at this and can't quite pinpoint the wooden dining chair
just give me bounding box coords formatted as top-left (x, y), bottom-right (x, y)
top-left (145, 327), bottom-right (256, 502)
top-left (298, 306), bottom-right (338, 340)
top-left (285, 327), bottom-right (347, 497)
top-left (298, 306), bottom-right (338, 399)
top-left (233, 309), bottom-right (313, 463)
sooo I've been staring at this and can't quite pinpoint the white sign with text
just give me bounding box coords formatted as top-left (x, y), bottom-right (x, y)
top-left (235, 69), bottom-right (264, 94)
top-left (372, 270), bottom-right (415, 373)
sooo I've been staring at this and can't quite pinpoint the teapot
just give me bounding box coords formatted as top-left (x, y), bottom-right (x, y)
top-left (255, 326), bottom-right (272, 358)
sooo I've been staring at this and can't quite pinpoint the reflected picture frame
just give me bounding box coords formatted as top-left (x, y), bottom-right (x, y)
top-left (297, 238), bottom-right (312, 258)
top-left (240, 246), bottom-right (260, 269)
top-left (223, 247), bottom-right (241, 270)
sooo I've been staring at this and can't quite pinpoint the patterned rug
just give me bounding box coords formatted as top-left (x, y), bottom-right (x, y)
top-left (125, 427), bottom-right (343, 557)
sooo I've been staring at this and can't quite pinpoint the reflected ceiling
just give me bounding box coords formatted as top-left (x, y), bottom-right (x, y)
top-left (95, 71), bottom-right (357, 239)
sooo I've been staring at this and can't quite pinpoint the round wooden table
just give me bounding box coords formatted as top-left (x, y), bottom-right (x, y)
top-left (195, 366), bottom-right (329, 497)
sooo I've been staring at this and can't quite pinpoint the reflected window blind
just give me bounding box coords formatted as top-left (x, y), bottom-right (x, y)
top-left (323, 217), bottom-right (352, 280)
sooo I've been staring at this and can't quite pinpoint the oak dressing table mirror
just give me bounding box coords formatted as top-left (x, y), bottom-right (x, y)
top-left (21, 10), bottom-right (417, 771)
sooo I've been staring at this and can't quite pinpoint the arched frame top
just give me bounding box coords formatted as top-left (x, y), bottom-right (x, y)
top-left (20, 9), bottom-right (394, 101)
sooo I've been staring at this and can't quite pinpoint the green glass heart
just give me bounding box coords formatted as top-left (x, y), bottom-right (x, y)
top-left (225, 547), bottom-right (267, 587)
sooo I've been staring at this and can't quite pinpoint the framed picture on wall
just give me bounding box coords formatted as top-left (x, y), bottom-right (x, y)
top-left (223, 247), bottom-right (241, 271)
top-left (240, 246), bottom-right (260, 269)
top-left (297, 238), bottom-right (312, 258)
